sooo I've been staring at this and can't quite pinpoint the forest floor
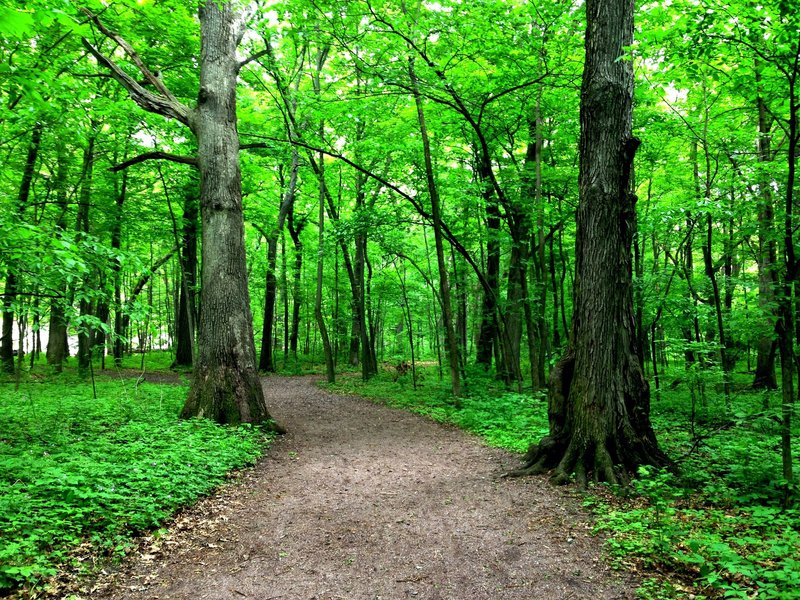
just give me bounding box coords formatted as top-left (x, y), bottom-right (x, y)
top-left (85, 375), bottom-right (638, 600)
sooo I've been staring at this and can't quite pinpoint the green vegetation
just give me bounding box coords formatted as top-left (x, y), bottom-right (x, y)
top-left (0, 375), bottom-right (271, 593)
top-left (330, 366), bottom-right (800, 599)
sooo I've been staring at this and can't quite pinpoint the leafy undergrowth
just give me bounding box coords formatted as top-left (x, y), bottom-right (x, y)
top-left (592, 375), bottom-right (800, 600)
top-left (329, 366), bottom-right (800, 600)
top-left (0, 375), bottom-right (271, 596)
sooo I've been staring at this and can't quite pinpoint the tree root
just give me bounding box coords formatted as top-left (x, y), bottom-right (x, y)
top-left (506, 436), bottom-right (656, 488)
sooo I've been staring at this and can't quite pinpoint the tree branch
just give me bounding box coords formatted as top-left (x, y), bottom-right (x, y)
top-left (81, 8), bottom-right (179, 101)
top-left (239, 47), bottom-right (272, 70)
top-left (80, 10), bottom-right (192, 128)
top-left (241, 135), bottom-right (496, 298)
top-left (82, 39), bottom-right (192, 127)
top-left (109, 151), bottom-right (198, 172)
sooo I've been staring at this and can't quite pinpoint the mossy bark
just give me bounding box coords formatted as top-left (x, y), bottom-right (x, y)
top-left (509, 0), bottom-right (668, 485)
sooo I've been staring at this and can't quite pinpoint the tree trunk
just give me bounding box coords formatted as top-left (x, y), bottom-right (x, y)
top-left (110, 158), bottom-right (129, 368)
top-left (76, 135), bottom-right (95, 377)
top-left (312, 54), bottom-right (335, 383)
top-left (409, 57), bottom-right (461, 398)
top-left (181, 0), bottom-right (279, 429)
top-left (172, 183), bottom-right (199, 367)
top-left (47, 140), bottom-right (70, 372)
top-left (259, 156), bottom-right (298, 372)
top-left (777, 67), bottom-right (798, 503)
top-left (476, 180), bottom-right (500, 369)
top-left (503, 228), bottom-right (527, 386)
top-left (511, 0), bottom-right (668, 484)
top-left (2, 122), bottom-right (42, 373)
top-left (288, 209), bottom-right (305, 357)
top-left (753, 72), bottom-right (778, 389)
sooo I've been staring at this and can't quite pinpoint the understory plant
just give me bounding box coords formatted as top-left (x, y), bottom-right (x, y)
top-left (0, 376), bottom-right (271, 594)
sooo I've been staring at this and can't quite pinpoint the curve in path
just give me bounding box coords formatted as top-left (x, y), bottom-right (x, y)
top-left (94, 376), bottom-right (636, 600)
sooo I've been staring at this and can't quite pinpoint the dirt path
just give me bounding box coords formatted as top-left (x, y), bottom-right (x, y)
top-left (90, 376), bottom-right (636, 599)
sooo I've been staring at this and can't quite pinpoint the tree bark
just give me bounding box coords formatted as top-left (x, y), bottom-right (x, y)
top-left (475, 171), bottom-right (501, 369)
top-left (172, 182), bottom-right (199, 367)
top-left (2, 122), bottom-right (42, 373)
top-left (312, 50), bottom-right (335, 383)
top-left (288, 208), bottom-right (305, 356)
top-left (258, 157), bottom-right (297, 372)
top-left (180, 0), bottom-right (279, 428)
top-left (511, 0), bottom-right (668, 484)
top-left (76, 135), bottom-right (95, 377)
top-left (47, 140), bottom-right (70, 372)
top-left (409, 57), bottom-right (461, 398)
top-left (753, 71), bottom-right (778, 389)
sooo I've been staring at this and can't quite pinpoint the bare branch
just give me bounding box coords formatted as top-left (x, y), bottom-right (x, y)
top-left (80, 8), bottom-right (192, 128)
top-left (242, 135), bottom-right (496, 298)
top-left (81, 8), bottom-right (178, 101)
top-left (82, 39), bottom-right (192, 127)
top-left (239, 47), bottom-right (271, 70)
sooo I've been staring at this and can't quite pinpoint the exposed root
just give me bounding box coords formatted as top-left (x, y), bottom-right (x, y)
top-left (503, 434), bottom-right (565, 478)
top-left (502, 461), bottom-right (548, 478)
top-left (508, 435), bottom-right (662, 489)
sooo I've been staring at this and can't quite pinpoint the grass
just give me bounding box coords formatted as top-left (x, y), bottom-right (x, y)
top-left (326, 364), bottom-right (800, 600)
top-left (0, 370), bottom-right (272, 595)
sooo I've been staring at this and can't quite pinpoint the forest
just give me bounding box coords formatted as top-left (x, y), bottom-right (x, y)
top-left (1, 0), bottom-right (799, 598)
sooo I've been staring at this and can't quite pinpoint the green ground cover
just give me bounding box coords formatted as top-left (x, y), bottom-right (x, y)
top-left (0, 373), bottom-right (271, 594)
top-left (328, 365), bottom-right (800, 600)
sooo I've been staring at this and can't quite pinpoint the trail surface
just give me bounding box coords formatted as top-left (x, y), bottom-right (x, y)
top-left (92, 375), bottom-right (636, 599)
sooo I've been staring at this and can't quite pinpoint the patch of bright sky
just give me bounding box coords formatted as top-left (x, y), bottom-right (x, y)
top-left (423, 1), bottom-right (454, 13)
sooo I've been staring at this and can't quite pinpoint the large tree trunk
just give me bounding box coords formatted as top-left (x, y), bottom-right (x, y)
top-left (511, 0), bottom-right (668, 485)
top-left (181, 0), bottom-right (278, 428)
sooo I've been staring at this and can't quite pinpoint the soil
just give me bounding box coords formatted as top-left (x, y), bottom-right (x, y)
top-left (85, 375), bottom-right (638, 600)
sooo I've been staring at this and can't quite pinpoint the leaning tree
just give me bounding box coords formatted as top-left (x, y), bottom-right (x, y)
top-left (82, 0), bottom-right (281, 428)
top-left (511, 0), bottom-right (669, 485)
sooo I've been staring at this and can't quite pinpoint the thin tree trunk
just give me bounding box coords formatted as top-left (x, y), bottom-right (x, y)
top-left (753, 69), bottom-right (778, 389)
top-left (172, 181), bottom-right (199, 368)
top-left (76, 135), bottom-right (95, 377)
top-left (409, 56), bottom-right (461, 398)
top-left (47, 140), bottom-right (70, 372)
top-left (476, 183), bottom-right (500, 369)
top-left (314, 100), bottom-right (335, 381)
top-left (288, 210), bottom-right (305, 357)
top-left (2, 122), bottom-right (42, 373)
top-left (259, 156), bottom-right (298, 372)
